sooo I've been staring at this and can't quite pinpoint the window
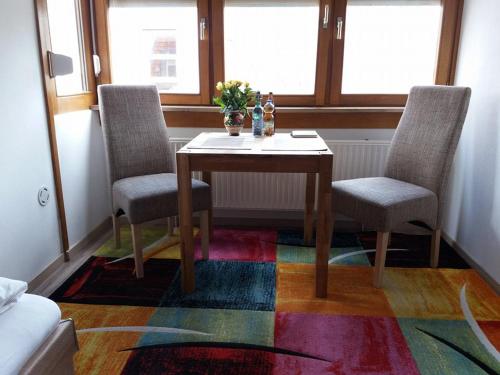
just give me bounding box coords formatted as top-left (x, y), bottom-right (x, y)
top-left (95, 0), bottom-right (463, 116)
top-left (150, 59), bottom-right (177, 78)
top-left (223, 0), bottom-right (320, 95)
top-left (37, 0), bottom-right (95, 114)
top-left (147, 30), bottom-right (178, 90)
top-left (46, 0), bottom-right (88, 96)
top-left (108, 0), bottom-right (200, 94)
top-left (341, 0), bottom-right (442, 94)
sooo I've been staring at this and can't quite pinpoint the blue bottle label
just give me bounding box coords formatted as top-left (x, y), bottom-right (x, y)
top-left (252, 109), bottom-right (263, 136)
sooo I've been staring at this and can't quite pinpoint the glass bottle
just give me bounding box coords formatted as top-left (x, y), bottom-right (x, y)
top-left (263, 92), bottom-right (275, 136)
top-left (252, 91), bottom-right (263, 136)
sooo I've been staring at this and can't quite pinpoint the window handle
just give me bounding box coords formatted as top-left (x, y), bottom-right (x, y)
top-left (93, 54), bottom-right (101, 77)
top-left (322, 5), bottom-right (330, 29)
top-left (336, 17), bottom-right (344, 40)
top-left (47, 51), bottom-right (73, 78)
top-left (200, 17), bottom-right (207, 41)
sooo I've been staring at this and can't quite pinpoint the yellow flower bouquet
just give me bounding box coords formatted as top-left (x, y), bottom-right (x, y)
top-left (213, 80), bottom-right (253, 135)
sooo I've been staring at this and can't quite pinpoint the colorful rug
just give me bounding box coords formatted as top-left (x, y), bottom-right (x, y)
top-left (50, 226), bottom-right (500, 374)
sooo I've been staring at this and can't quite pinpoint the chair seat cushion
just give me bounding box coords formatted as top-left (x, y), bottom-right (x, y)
top-left (332, 177), bottom-right (437, 232)
top-left (113, 173), bottom-right (211, 224)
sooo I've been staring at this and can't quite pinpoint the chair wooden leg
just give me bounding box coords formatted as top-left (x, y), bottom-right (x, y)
top-left (430, 229), bottom-right (441, 268)
top-left (200, 210), bottom-right (210, 260)
top-left (167, 217), bottom-right (174, 236)
top-left (208, 204), bottom-right (213, 241)
top-left (131, 224), bottom-right (144, 279)
top-left (388, 232), bottom-right (392, 247)
top-left (112, 215), bottom-right (121, 249)
top-left (373, 231), bottom-right (390, 288)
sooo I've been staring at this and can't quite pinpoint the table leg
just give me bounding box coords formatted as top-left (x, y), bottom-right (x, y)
top-left (202, 171), bottom-right (214, 240)
top-left (177, 153), bottom-right (195, 293)
top-left (304, 173), bottom-right (316, 245)
top-left (316, 154), bottom-right (333, 298)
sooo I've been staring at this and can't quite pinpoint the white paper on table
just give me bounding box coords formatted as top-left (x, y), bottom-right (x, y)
top-left (187, 135), bottom-right (253, 150)
top-left (261, 135), bottom-right (328, 151)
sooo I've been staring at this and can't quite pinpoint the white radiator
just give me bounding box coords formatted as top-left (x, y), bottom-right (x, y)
top-left (170, 139), bottom-right (390, 210)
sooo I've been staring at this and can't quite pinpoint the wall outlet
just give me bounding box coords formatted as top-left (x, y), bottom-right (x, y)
top-left (38, 186), bottom-right (50, 206)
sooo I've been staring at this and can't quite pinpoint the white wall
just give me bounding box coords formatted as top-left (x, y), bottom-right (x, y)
top-left (443, 0), bottom-right (500, 284)
top-left (55, 111), bottom-right (110, 247)
top-left (0, 1), bottom-right (110, 282)
top-left (0, 0), bottom-right (62, 281)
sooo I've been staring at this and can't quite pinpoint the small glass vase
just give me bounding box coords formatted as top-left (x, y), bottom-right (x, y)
top-left (224, 110), bottom-right (245, 136)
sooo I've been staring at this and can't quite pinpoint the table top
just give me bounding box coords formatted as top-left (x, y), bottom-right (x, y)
top-left (178, 132), bottom-right (333, 156)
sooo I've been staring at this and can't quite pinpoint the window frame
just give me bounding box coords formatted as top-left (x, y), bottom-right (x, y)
top-left (95, 0), bottom-right (211, 105)
top-left (37, 0), bottom-right (97, 114)
top-left (35, 0), bottom-right (99, 256)
top-left (211, 0), bottom-right (333, 106)
top-left (96, 0), bottom-right (462, 108)
top-left (329, 0), bottom-right (464, 106)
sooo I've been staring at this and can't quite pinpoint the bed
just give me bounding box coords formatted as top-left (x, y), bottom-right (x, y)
top-left (0, 293), bottom-right (78, 375)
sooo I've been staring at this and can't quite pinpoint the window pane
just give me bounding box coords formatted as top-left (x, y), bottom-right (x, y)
top-left (224, 0), bottom-right (319, 95)
top-left (108, 0), bottom-right (199, 94)
top-left (46, 0), bottom-right (87, 96)
top-left (342, 0), bottom-right (442, 94)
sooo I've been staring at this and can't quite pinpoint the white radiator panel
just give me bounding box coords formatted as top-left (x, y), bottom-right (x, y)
top-left (331, 141), bottom-right (390, 181)
top-left (170, 139), bottom-right (390, 210)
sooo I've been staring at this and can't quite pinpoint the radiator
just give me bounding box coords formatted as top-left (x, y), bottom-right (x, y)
top-left (170, 139), bottom-right (390, 210)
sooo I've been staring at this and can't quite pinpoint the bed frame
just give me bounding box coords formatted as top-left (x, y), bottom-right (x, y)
top-left (19, 319), bottom-right (78, 375)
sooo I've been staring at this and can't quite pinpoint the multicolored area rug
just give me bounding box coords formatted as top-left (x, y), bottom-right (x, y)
top-left (50, 226), bottom-right (500, 374)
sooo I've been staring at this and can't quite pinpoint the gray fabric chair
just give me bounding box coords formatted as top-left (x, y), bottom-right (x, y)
top-left (98, 84), bottom-right (212, 278)
top-left (332, 86), bottom-right (471, 287)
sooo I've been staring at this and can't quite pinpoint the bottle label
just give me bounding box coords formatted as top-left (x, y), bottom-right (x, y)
top-left (264, 120), bottom-right (274, 136)
top-left (253, 119), bottom-right (263, 136)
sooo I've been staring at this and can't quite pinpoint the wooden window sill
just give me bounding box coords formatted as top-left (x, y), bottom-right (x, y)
top-left (90, 105), bottom-right (404, 128)
top-left (90, 104), bottom-right (403, 113)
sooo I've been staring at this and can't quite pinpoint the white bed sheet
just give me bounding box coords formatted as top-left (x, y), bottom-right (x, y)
top-left (0, 294), bottom-right (61, 375)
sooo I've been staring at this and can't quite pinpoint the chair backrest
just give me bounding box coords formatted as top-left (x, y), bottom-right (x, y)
top-left (98, 85), bottom-right (173, 185)
top-left (385, 86), bottom-right (470, 195)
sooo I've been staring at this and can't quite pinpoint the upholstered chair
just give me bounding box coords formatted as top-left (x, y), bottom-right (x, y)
top-left (98, 85), bottom-right (212, 278)
top-left (331, 86), bottom-right (471, 287)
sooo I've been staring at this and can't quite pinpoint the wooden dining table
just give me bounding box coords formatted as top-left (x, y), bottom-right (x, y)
top-left (176, 132), bottom-right (334, 298)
